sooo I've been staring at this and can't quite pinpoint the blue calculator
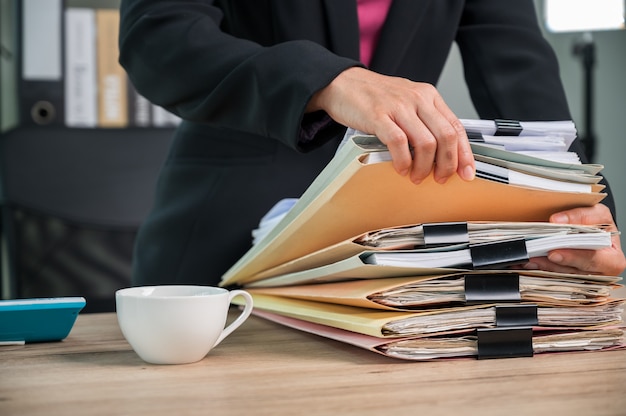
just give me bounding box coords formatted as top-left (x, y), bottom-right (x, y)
top-left (0, 297), bottom-right (86, 343)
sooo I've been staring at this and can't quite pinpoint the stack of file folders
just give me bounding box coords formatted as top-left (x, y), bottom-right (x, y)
top-left (221, 119), bottom-right (625, 361)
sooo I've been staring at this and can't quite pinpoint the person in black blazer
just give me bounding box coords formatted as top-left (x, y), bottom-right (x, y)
top-left (118, 0), bottom-right (625, 286)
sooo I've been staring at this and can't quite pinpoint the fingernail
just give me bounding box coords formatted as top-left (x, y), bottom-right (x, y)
top-left (523, 262), bottom-right (539, 270)
top-left (463, 165), bottom-right (475, 181)
top-left (551, 213), bottom-right (569, 224)
top-left (549, 253), bottom-right (564, 264)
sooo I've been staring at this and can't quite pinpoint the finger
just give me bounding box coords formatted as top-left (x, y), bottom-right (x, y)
top-left (431, 126), bottom-right (458, 184)
top-left (413, 104), bottom-right (458, 184)
top-left (392, 110), bottom-right (437, 184)
top-left (550, 240), bottom-right (625, 275)
top-left (452, 120), bottom-right (475, 182)
top-left (375, 120), bottom-right (413, 177)
top-left (409, 127), bottom-right (437, 184)
top-left (522, 256), bottom-right (591, 275)
top-left (545, 249), bottom-right (601, 273)
top-left (432, 96), bottom-right (475, 181)
top-left (550, 204), bottom-right (614, 228)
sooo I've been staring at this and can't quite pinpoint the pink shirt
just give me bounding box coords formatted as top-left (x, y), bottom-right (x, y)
top-left (357, 0), bottom-right (393, 67)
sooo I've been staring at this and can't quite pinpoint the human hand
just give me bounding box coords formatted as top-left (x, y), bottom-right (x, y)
top-left (307, 67), bottom-right (475, 185)
top-left (522, 204), bottom-right (626, 276)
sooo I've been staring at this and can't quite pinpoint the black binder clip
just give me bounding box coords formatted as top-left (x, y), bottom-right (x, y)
top-left (469, 238), bottom-right (529, 269)
top-left (423, 222), bottom-right (469, 248)
top-left (494, 119), bottom-right (523, 136)
top-left (464, 273), bottom-right (521, 305)
top-left (466, 131), bottom-right (485, 142)
top-left (495, 304), bottom-right (538, 327)
top-left (474, 304), bottom-right (537, 359)
top-left (476, 327), bottom-right (534, 359)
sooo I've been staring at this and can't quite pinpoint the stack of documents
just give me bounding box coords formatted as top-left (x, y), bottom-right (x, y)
top-left (237, 268), bottom-right (624, 360)
top-left (222, 119), bottom-right (625, 360)
top-left (251, 307), bottom-right (624, 361)
top-left (221, 120), bottom-right (606, 287)
top-left (233, 250), bottom-right (624, 360)
top-left (245, 221), bottom-right (614, 287)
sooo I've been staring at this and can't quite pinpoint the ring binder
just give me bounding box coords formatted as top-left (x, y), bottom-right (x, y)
top-left (469, 238), bottom-right (529, 269)
top-left (476, 327), bottom-right (534, 359)
top-left (30, 100), bottom-right (56, 125)
top-left (464, 273), bottom-right (521, 304)
top-left (494, 119), bottom-right (523, 136)
top-left (423, 222), bottom-right (469, 247)
top-left (19, 0), bottom-right (64, 126)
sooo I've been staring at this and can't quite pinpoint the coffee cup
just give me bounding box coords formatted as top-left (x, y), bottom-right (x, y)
top-left (115, 285), bottom-right (253, 364)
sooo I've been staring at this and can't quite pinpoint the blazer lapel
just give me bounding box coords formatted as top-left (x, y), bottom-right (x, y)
top-left (322, 0), bottom-right (360, 61)
top-left (370, 0), bottom-right (434, 73)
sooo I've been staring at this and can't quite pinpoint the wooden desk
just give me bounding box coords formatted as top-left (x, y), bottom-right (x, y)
top-left (1, 311), bottom-right (625, 416)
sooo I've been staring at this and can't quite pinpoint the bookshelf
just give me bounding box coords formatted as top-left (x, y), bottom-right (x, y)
top-left (0, 0), bottom-right (175, 311)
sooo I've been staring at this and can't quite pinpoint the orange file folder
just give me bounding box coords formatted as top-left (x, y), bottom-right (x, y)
top-left (221, 135), bottom-right (606, 287)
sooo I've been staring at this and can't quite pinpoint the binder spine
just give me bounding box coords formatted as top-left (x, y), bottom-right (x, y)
top-left (64, 7), bottom-right (97, 127)
top-left (96, 9), bottom-right (128, 128)
top-left (127, 80), bottom-right (152, 127)
top-left (19, 0), bottom-right (64, 126)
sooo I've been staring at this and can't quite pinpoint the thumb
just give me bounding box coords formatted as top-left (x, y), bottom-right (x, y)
top-left (550, 204), bottom-right (613, 226)
top-left (550, 211), bottom-right (571, 224)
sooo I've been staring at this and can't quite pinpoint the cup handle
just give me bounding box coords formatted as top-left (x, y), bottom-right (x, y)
top-left (213, 290), bottom-right (254, 347)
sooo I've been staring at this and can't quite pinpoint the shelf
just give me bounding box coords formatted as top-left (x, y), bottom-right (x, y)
top-left (1, 126), bottom-right (174, 227)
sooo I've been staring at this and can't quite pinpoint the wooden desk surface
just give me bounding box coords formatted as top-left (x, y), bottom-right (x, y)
top-left (1, 311), bottom-right (625, 416)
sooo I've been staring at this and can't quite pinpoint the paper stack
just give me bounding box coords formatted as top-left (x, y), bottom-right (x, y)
top-left (222, 119), bottom-right (625, 360)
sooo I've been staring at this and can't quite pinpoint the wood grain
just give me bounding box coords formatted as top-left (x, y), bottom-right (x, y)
top-left (1, 310), bottom-right (625, 416)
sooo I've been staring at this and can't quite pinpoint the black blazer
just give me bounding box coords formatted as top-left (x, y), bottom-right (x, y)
top-left (119, 0), bottom-right (615, 286)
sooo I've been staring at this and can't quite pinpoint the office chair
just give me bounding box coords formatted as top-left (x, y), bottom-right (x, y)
top-left (0, 126), bottom-right (173, 312)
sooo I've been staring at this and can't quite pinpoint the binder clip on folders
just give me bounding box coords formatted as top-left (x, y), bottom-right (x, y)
top-left (370, 222), bottom-right (539, 361)
top-left (464, 273), bottom-right (538, 359)
top-left (423, 221), bottom-right (531, 270)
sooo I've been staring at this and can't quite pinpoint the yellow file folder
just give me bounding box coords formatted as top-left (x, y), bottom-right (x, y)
top-left (248, 271), bottom-right (621, 310)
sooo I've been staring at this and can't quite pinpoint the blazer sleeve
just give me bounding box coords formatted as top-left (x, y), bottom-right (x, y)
top-left (118, 0), bottom-right (360, 149)
top-left (455, 0), bottom-right (569, 121)
top-left (455, 0), bottom-right (616, 216)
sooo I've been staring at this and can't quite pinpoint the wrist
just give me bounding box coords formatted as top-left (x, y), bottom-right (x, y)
top-left (306, 66), bottom-right (366, 114)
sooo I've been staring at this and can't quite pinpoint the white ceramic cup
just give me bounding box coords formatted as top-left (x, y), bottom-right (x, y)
top-left (115, 285), bottom-right (253, 365)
